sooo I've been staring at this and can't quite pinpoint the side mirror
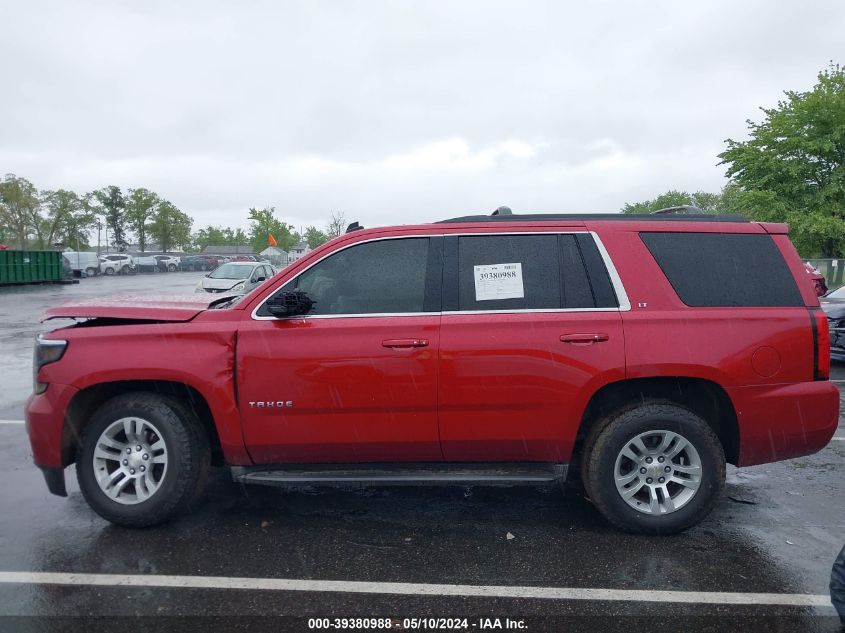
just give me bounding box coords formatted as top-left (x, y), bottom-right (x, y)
top-left (254, 276), bottom-right (266, 283)
top-left (265, 290), bottom-right (315, 318)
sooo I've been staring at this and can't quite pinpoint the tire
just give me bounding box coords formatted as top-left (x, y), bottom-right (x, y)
top-left (168, 264), bottom-right (177, 272)
top-left (582, 402), bottom-right (725, 534)
top-left (76, 393), bottom-right (210, 528)
top-left (104, 267), bottom-right (115, 276)
top-left (85, 267), bottom-right (97, 277)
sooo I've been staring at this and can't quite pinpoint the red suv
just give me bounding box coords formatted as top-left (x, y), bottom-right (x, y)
top-left (26, 212), bottom-right (839, 533)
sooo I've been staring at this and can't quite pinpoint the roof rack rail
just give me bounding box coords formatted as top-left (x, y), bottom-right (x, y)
top-left (437, 213), bottom-right (748, 224)
top-left (650, 205), bottom-right (707, 215)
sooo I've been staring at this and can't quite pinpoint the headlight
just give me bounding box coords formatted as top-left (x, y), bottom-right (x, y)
top-left (230, 282), bottom-right (245, 292)
top-left (33, 336), bottom-right (67, 394)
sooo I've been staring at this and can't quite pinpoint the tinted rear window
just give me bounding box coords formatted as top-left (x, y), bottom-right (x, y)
top-left (451, 233), bottom-right (616, 311)
top-left (457, 235), bottom-right (560, 311)
top-left (640, 232), bottom-right (803, 307)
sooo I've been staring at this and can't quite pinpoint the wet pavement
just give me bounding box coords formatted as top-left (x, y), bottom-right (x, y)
top-left (1, 274), bottom-right (844, 631)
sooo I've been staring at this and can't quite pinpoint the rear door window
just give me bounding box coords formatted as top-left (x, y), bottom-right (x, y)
top-left (640, 232), bottom-right (803, 307)
top-left (448, 233), bottom-right (617, 311)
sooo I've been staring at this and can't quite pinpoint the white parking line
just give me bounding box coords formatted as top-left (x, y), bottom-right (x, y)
top-left (0, 571), bottom-right (833, 607)
top-left (0, 420), bottom-right (24, 425)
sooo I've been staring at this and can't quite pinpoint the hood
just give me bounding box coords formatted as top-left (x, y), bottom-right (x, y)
top-left (43, 294), bottom-right (226, 322)
top-left (202, 277), bottom-right (247, 290)
top-left (821, 298), bottom-right (845, 319)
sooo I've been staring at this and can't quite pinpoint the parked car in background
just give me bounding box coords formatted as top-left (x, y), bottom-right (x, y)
top-left (98, 254), bottom-right (134, 275)
top-left (804, 262), bottom-right (828, 297)
top-left (62, 251), bottom-right (100, 277)
top-left (821, 286), bottom-right (845, 361)
top-left (195, 261), bottom-right (272, 294)
top-left (180, 255), bottom-right (219, 272)
top-left (231, 255), bottom-right (258, 262)
top-left (135, 254), bottom-right (180, 272)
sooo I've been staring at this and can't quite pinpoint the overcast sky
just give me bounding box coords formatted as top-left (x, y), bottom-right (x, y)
top-left (2, 1), bottom-right (844, 232)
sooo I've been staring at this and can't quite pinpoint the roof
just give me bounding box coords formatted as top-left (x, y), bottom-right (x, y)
top-left (290, 241), bottom-right (309, 250)
top-left (202, 245), bottom-right (256, 255)
top-left (437, 213), bottom-right (748, 224)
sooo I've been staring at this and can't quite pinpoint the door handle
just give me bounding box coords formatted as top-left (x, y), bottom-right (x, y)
top-left (382, 338), bottom-right (429, 349)
top-left (560, 333), bottom-right (609, 344)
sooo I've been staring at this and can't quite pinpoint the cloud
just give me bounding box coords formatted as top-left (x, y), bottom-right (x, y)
top-left (1, 0), bottom-right (843, 233)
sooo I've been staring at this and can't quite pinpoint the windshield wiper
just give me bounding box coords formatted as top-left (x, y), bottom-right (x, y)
top-left (208, 295), bottom-right (240, 309)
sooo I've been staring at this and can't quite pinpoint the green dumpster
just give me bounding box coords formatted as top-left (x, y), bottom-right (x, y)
top-left (0, 250), bottom-right (63, 285)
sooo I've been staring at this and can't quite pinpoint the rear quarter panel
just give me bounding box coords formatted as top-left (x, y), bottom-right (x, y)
top-left (591, 222), bottom-right (836, 465)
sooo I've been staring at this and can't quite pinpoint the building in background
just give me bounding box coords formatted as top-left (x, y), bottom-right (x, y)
top-left (288, 240), bottom-right (311, 263)
top-left (260, 246), bottom-right (289, 267)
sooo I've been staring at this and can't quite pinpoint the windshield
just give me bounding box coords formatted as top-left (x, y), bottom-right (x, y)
top-left (826, 286), bottom-right (845, 300)
top-left (209, 263), bottom-right (251, 279)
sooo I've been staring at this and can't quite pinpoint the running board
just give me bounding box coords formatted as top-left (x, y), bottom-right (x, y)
top-left (231, 463), bottom-right (567, 487)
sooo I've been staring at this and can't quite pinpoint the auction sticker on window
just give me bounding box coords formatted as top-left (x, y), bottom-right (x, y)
top-left (474, 263), bottom-right (524, 301)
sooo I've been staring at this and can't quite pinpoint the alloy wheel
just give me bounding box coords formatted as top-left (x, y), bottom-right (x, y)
top-left (613, 429), bottom-right (702, 515)
top-left (92, 417), bottom-right (168, 505)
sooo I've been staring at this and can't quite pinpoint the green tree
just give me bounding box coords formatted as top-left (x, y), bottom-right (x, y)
top-left (304, 226), bottom-right (329, 249)
top-left (719, 62), bottom-right (845, 257)
top-left (226, 227), bottom-right (248, 246)
top-left (192, 225), bottom-right (249, 252)
top-left (149, 201), bottom-right (193, 252)
top-left (92, 186), bottom-right (128, 251)
top-left (247, 206), bottom-right (298, 253)
top-left (621, 188), bottom-right (737, 214)
top-left (0, 174), bottom-right (41, 249)
top-left (193, 226), bottom-right (227, 252)
top-left (40, 189), bottom-right (94, 250)
top-left (125, 188), bottom-right (160, 252)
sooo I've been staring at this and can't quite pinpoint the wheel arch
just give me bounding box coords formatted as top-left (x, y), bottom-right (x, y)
top-left (575, 376), bottom-right (740, 466)
top-left (64, 380), bottom-right (223, 467)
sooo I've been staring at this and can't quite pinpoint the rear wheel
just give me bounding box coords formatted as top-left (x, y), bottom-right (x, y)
top-left (582, 403), bottom-right (725, 534)
top-left (76, 393), bottom-right (210, 527)
top-left (104, 267), bottom-right (115, 276)
top-left (85, 267), bottom-right (97, 277)
top-left (168, 263), bottom-right (177, 272)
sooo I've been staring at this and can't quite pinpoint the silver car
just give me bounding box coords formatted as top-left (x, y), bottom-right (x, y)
top-left (195, 262), bottom-right (273, 294)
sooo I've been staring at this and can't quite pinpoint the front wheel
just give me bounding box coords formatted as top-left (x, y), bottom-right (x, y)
top-left (168, 264), bottom-right (177, 272)
top-left (76, 393), bottom-right (209, 527)
top-left (85, 267), bottom-right (97, 277)
top-left (582, 403), bottom-right (725, 534)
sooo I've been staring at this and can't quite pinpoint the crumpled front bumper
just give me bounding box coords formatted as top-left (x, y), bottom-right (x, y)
top-left (25, 382), bottom-right (78, 497)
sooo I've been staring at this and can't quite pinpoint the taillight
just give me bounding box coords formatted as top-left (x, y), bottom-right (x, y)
top-left (811, 309), bottom-right (829, 381)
